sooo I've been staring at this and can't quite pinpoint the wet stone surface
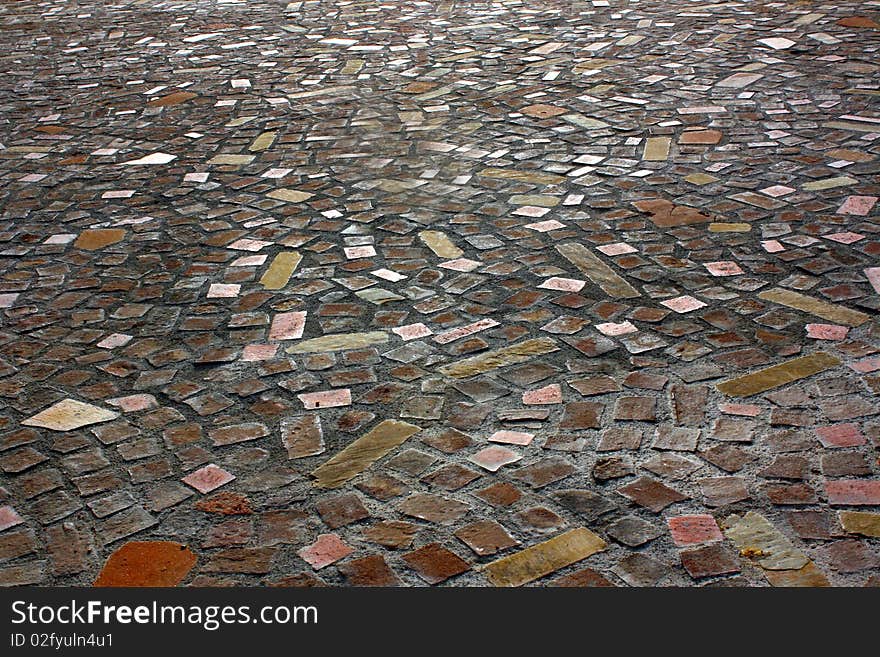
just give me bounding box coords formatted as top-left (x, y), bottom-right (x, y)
top-left (0, 0), bottom-right (878, 587)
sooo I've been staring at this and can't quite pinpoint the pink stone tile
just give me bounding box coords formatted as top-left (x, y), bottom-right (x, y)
top-left (231, 254), bottom-right (268, 267)
top-left (269, 311), bottom-right (306, 340)
top-left (438, 258), bottom-right (482, 272)
top-left (0, 293), bottom-right (19, 308)
top-left (538, 277), bottom-right (586, 292)
top-left (524, 219), bottom-right (565, 232)
top-left (0, 505), bottom-right (24, 532)
top-left (595, 321), bottom-right (638, 336)
top-left (298, 534), bottom-right (353, 570)
top-left (207, 283), bottom-right (240, 298)
top-left (823, 232), bottom-right (865, 244)
top-left (836, 195), bottom-right (877, 216)
top-left (96, 333), bottom-right (133, 349)
top-left (228, 238), bottom-right (272, 252)
top-left (489, 430), bottom-right (535, 446)
top-left (522, 383), bottom-right (562, 405)
top-left (719, 403), bottom-right (761, 417)
top-left (661, 295), bottom-right (707, 313)
top-left (806, 324), bottom-right (849, 341)
top-left (241, 344), bottom-right (278, 361)
top-left (106, 394), bottom-right (158, 412)
top-left (433, 319), bottom-right (499, 344)
top-left (182, 464), bottom-right (235, 494)
top-left (297, 389), bottom-right (352, 410)
top-left (849, 357), bottom-right (880, 373)
top-left (865, 267), bottom-right (880, 294)
top-left (825, 480), bottom-right (880, 506)
top-left (468, 446), bottom-right (522, 472)
top-left (816, 423), bottom-right (866, 448)
top-left (667, 515), bottom-right (723, 546)
top-left (393, 323), bottom-right (433, 341)
top-left (343, 245), bottom-right (376, 259)
top-left (760, 185), bottom-right (796, 197)
top-left (704, 261), bottom-right (744, 276)
top-left (761, 240), bottom-right (785, 253)
top-left (596, 242), bottom-right (638, 256)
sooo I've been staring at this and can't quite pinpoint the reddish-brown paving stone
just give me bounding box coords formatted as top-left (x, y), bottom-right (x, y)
top-left (94, 541), bottom-right (197, 586)
top-left (402, 543), bottom-right (470, 584)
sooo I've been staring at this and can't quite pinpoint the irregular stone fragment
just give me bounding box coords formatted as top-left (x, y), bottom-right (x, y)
top-left (482, 528), bottom-right (606, 587)
top-left (23, 399), bottom-right (118, 432)
top-left (281, 415), bottom-right (324, 459)
top-left (311, 420), bottom-right (421, 488)
top-left (721, 511), bottom-right (809, 570)
top-left (437, 338), bottom-right (558, 378)
top-left (74, 229), bottom-right (127, 251)
top-left (838, 511), bottom-right (880, 538)
top-left (419, 230), bottom-right (463, 258)
top-left (94, 541), bottom-right (196, 586)
top-left (260, 251), bottom-right (302, 289)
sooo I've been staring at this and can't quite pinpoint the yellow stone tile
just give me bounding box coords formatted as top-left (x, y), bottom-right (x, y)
top-left (482, 528), bottom-right (606, 587)
top-left (23, 399), bottom-right (119, 432)
top-left (839, 511), bottom-right (880, 537)
top-left (207, 154), bottom-right (255, 166)
top-left (340, 60), bottom-right (364, 75)
top-left (286, 331), bottom-right (389, 354)
top-left (643, 137), bottom-right (671, 161)
top-left (267, 188), bottom-right (314, 203)
top-left (721, 511), bottom-right (809, 570)
top-left (709, 222), bottom-right (751, 232)
top-left (758, 287), bottom-right (870, 327)
top-left (555, 242), bottom-right (640, 299)
top-left (260, 251), bottom-right (302, 290)
top-left (419, 230), bottom-right (463, 259)
top-left (802, 175), bottom-right (858, 191)
top-left (311, 419), bottom-right (421, 488)
top-left (249, 131), bottom-right (276, 152)
top-left (685, 173), bottom-right (719, 185)
top-left (437, 338), bottom-right (559, 378)
top-left (478, 168), bottom-right (566, 185)
top-left (716, 352), bottom-right (841, 398)
top-left (508, 195), bottom-right (560, 207)
top-left (763, 562), bottom-right (831, 587)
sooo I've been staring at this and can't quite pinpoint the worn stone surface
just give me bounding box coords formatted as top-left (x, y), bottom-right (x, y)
top-left (482, 528), bottom-right (606, 587)
top-left (94, 541), bottom-right (196, 587)
top-left (1, 0), bottom-right (879, 588)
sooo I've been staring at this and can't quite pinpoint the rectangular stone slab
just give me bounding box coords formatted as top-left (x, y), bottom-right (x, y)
top-left (555, 242), bottom-right (640, 299)
top-left (477, 167), bottom-right (566, 185)
top-left (286, 331), bottom-right (389, 354)
top-left (721, 511), bottom-right (809, 571)
top-left (437, 338), bottom-right (559, 378)
top-left (715, 352), bottom-right (840, 398)
top-left (758, 287), bottom-right (870, 327)
top-left (482, 528), bottom-right (606, 587)
top-left (643, 137), bottom-right (671, 161)
top-left (260, 251), bottom-right (302, 289)
top-left (311, 420), bottom-right (421, 488)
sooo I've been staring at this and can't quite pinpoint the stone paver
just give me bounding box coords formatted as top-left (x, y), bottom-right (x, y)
top-left (0, 0), bottom-right (878, 588)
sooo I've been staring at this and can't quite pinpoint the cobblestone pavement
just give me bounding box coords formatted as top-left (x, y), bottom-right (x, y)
top-left (1, 0), bottom-right (879, 587)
